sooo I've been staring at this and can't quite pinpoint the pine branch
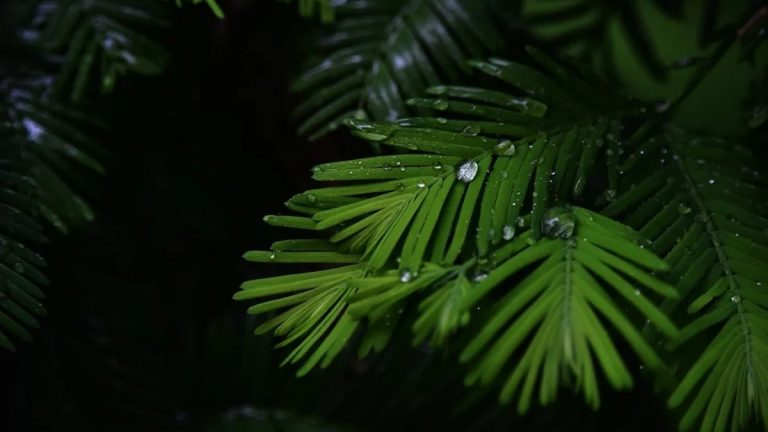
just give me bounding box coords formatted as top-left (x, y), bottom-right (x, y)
top-left (20, 0), bottom-right (172, 103)
top-left (460, 207), bottom-right (677, 412)
top-left (237, 50), bottom-right (680, 410)
top-left (2, 76), bottom-right (105, 232)
top-left (0, 0), bottom-right (177, 351)
top-left (521, 0), bottom-right (677, 81)
top-left (606, 128), bottom-right (768, 431)
top-left (290, 0), bottom-right (510, 140)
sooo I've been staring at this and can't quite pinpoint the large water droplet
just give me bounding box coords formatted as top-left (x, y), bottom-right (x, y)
top-left (432, 161), bottom-right (443, 170)
top-left (472, 272), bottom-right (488, 282)
top-left (400, 270), bottom-right (413, 283)
top-left (502, 225), bottom-right (515, 241)
top-left (541, 207), bottom-right (576, 239)
top-left (456, 160), bottom-right (479, 183)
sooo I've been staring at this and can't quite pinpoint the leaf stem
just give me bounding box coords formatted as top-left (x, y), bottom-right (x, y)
top-left (668, 138), bottom-right (756, 404)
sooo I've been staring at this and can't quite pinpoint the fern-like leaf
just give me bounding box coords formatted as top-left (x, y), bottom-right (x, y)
top-left (460, 206), bottom-right (678, 411)
top-left (21, 0), bottom-right (171, 102)
top-left (606, 128), bottom-right (768, 431)
top-left (0, 140), bottom-right (48, 351)
top-left (0, 161), bottom-right (48, 351)
top-left (237, 52), bottom-right (679, 409)
top-left (290, 0), bottom-right (508, 139)
top-left (521, 0), bottom-right (685, 80)
top-left (2, 76), bottom-right (105, 232)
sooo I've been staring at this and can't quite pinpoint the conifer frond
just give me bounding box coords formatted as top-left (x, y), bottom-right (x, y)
top-left (0, 160), bottom-right (47, 351)
top-left (290, 0), bottom-right (508, 139)
top-left (2, 77), bottom-right (105, 232)
top-left (21, 0), bottom-right (171, 102)
top-left (460, 206), bottom-right (677, 411)
top-left (522, 0), bottom-right (681, 79)
top-left (605, 128), bottom-right (768, 431)
top-left (237, 52), bottom-right (680, 409)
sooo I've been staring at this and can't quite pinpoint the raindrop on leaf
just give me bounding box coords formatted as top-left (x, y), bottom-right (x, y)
top-left (502, 225), bottom-right (515, 240)
top-left (541, 207), bottom-right (576, 239)
top-left (456, 160), bottom-right (478, 183)
top-left (400, 270), bottom-right (413, 283)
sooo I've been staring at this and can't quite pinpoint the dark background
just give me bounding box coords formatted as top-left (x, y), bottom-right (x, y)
top-left (0, 3), bottom-right (678, 430)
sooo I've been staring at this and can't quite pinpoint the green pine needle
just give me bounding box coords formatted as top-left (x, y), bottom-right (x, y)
top-left (607, 128), bottom-right (768, 431)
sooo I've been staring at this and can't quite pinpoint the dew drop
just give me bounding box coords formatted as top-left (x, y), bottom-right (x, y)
top-left (541, 207), bottom-right (576, 239)
top-left (473, 272), bottom-right (488, 282)
top-left (494, 139), bottom-right (516, 156)
top-left (516, 217), bottom-right (525, 228)
top-left (400, 270), bottom-right (413, 283)
top-left (708, 178), bottom-right (715, 185)
top-left (456, 160), bottom-right (479, 183)
top-left (462, 124), bottom-right (481, 136)
top-left (730, 295), bottom-right (740, 304)
top-left (13, 262), bottom-right (24, 274)
top-left (383, 163), bottom-right (392, 171)
top-left (432, 161), bottom-right (443, 170)
top-left (502, 225), bottom-right (515, 241)
top-left (437, 117), bottom-right (448, 124)
top-left (417, 181), bottom-right (426, 188)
